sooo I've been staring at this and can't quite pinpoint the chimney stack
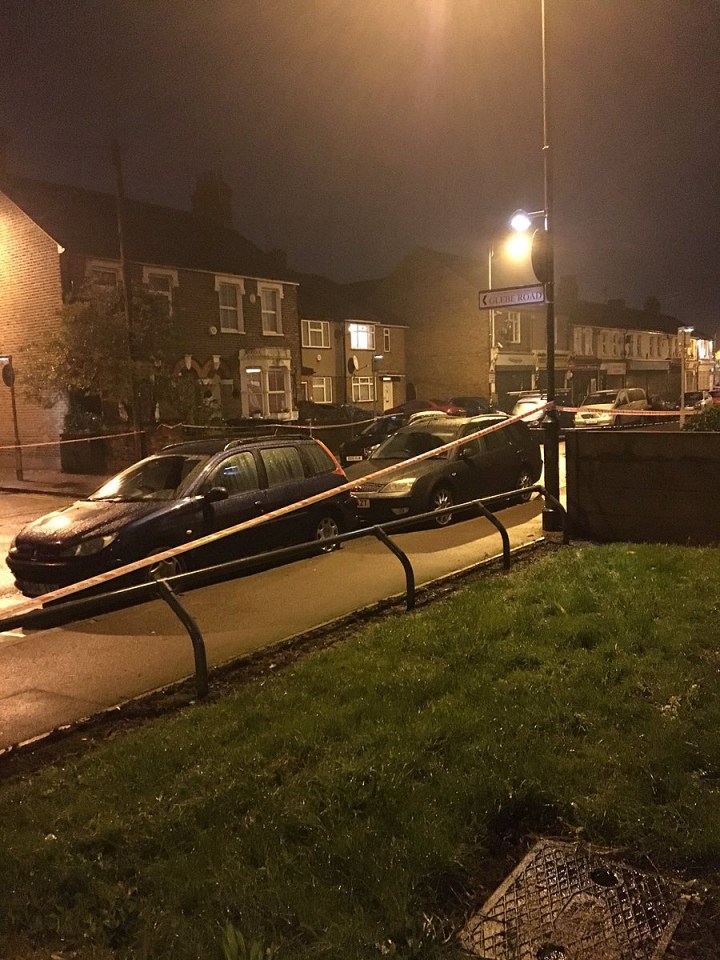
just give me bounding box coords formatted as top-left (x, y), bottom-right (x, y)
top-left (192, 170), bottom-right (233, 228)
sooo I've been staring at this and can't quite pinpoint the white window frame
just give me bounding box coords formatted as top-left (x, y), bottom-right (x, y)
top-left (301, 319), bottom-right (330, 348)
top-left (383, 328), bottom-right (391, 353)
top-left (352, 375), bottom-right (375, 403)
top-left (507, 311), bottom-right (521, 344)
top-left (267, 366), bottom-right (288, 414)
top-left (86, 259), bottom-right (121, 288)
top-left (215, 275), bottom-right (246, 333)
top-left (349, 322), bottom-right (375, 351)
top-left (259, 282), bottom-right (284, 335)
top-left (142, 266), bottom-right (178, 314)
top-left (310, 376), bottom-right (332, 403)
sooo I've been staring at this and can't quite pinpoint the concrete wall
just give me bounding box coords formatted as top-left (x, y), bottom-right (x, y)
top-left (566, 429), bottom-right (720, 544)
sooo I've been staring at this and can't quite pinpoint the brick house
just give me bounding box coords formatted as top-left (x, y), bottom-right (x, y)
top-left (0, 173), bottom-right (300, 465)
top-left (557, 279), bottom-right (715, 403)
top-left (343, 248), bottom-right (714, 413)
top-left (343, 246), bottom-right (566, 412)
top-left (296, 273), bottom-right (407, 413)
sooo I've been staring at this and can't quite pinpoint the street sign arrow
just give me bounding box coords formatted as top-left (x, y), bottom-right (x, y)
top-left (478, 284), bottom-right (545, 310)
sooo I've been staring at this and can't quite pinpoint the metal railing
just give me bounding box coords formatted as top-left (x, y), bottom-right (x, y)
top-left (0, 486), bottom-right (567, 699)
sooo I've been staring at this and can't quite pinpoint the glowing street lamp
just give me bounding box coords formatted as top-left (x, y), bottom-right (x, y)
top-left (678, 326), bottom-right (694, 427)
top-left (508, 0), bottom-right (562, 532)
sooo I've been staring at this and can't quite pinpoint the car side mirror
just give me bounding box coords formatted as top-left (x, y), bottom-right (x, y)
top-left (204, 486), bottom-right (229, 503)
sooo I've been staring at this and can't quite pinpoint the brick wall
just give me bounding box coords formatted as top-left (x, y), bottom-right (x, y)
top-left (371, 252), bottom-right (491, 399)
top-left (0, 192), bottom-right (65, 465)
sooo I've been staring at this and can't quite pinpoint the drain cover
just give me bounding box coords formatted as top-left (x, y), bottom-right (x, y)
top-left (460, 840), bottom-right (685, 960)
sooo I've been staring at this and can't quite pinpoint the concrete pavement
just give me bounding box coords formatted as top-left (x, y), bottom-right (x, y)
top-left (0, 501), bottom-right (549, 751)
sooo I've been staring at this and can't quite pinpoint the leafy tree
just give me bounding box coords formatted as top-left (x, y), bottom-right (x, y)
top-left (21, 283), bottom-right (183, 426)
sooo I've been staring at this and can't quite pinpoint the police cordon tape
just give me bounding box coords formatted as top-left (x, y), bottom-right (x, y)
top-left (0, 402), bottom-right (699, 456)
top-left (556, 405), bottom-right (699, 418)
top-left (0, 430), bottom-right (140, 452)
top-left (3, 404), bottom-right (553, 619)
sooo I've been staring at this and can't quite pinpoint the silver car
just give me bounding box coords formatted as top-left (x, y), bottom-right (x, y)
top-left (574, 388), bottom-right (649, 427)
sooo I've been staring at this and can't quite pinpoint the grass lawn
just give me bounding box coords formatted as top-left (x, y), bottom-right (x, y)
top-left (1, 543), bottom-right (719, 959)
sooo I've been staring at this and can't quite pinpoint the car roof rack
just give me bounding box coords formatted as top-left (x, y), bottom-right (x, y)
top-left (223, 432), bottom-right (306, 451)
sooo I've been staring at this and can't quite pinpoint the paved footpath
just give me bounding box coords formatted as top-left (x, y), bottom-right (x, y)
top-left (0, 501), bottom-right (547, 751)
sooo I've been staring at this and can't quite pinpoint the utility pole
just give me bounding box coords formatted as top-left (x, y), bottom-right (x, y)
top-left (111, 140), bottom-right (144, 461)
top-left (540, 0), bottom-right (562, 532)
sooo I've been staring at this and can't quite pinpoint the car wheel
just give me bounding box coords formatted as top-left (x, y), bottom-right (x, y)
top-left (516, 466), bottom-right (534, 503)
top-left (314, 513), bottom-right (342, 552)
top-left (429, 486), bottom-right (454, 527)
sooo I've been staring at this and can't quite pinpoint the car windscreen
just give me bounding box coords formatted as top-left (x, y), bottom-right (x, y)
top-left (89, 454), bottom-right (208, 502)
top-left (581, 392), bottom-right (616, 406)
top-left (369, 425), bottom-right (457, 460)
top-left (361, 416), bottom-right (401, 439)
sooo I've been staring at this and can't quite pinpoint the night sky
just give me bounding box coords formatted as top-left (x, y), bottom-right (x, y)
top-left (2, 0), bottom-right (718, 328)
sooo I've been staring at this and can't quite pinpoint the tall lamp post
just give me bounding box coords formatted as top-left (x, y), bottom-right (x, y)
top-left (678, 326), bottom-right (694, 427)
top-left (538, 0), bottom-right (561, 531)
top-left (487, 244), bottom-right (496, 405)
top-left (508, 0), bottom-right (561, 530)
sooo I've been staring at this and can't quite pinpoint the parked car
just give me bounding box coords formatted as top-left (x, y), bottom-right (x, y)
top-left (297, 401), bottom-right (370, 424)
top-left (573, 387), bottom-right (649, 427)
top-left (650, 391), bottom-right (713, 414)
top-left (338, 414), bottom-right (407, 466)
top-left (7, 436), bottom-right (355, 598)
top-left (449, 395), bottom-right (495, 416)
top-left (345, 414), bottom-right (542, 527)
top-left (683, 390), bottom-right (713, 411)
top-left (510, 389), bottom-right (574, 429)
top-left (386, 399), bottom-right (464, 416)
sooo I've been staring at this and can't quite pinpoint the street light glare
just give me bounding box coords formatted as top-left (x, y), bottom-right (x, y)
top-left (510, 210), bottom-right (532, 232)
top-left (505, 232), bottom-right (532, 261)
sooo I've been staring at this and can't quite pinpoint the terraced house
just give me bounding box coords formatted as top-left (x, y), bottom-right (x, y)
top-left (0, 171), bottom-right (299, 465)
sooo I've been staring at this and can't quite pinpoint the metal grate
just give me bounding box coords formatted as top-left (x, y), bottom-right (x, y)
top-left (460, 840), bottom-right (685, 960)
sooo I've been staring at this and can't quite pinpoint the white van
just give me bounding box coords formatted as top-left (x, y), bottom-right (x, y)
top-left (574, 388), bottom-right (649, 427)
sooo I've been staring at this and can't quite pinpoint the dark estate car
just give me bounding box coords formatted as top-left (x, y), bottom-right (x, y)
top-left (7, 436), bottom-right (355, 597)
top-left (386, 398), bottom-right (464, 416)
top-left (345, 414), bottom-right (542, 527)
top-left (338, 414), bottom-right (407, 466)
top-left (449, 395), bottom-right (495, 416)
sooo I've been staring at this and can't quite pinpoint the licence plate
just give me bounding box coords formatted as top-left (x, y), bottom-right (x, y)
top-left (355, 498), bottom-right (370, 509)
top-left (346, 455), bottom-right (363, 462)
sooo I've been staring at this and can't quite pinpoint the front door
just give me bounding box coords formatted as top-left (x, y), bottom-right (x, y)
top-left (382, 380), bottom-right (394, 410)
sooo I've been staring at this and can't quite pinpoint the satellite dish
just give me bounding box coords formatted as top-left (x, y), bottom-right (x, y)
top-left (348, 355), bottom-right (359, 373)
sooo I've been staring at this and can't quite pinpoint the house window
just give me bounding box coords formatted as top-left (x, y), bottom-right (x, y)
top-left (260, 283), bottom-right (283, 335)
top-left (349, 322), bottom-right (375, 351)
top-left (583, 328), bottom-right (593, 356)
top-left (143, 269), bottom-right (177, 315)
top-left (87, 261), bottom-right (120, 288)
top-left (267, 367), bottom-right (289, 414)
top-left (215, 276), bottom-right (245, 332)
top-left (302, 319), bottom-right (330, 348)
top-left (352, 376), bottom-right (375, 403)
top-left (383, 328), bottom-right (391, 353)
top-left (310, 376), bottom-right (332, 403)
top-left (246, 370), bottom-right (263, 415)
top-left (507, 312), bottom-right (521, 343)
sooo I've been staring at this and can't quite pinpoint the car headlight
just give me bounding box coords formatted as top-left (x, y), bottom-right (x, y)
top-left (380, 476), bottom-right (417, 496)
top-left (60, 534), bottom-right (118, 558)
